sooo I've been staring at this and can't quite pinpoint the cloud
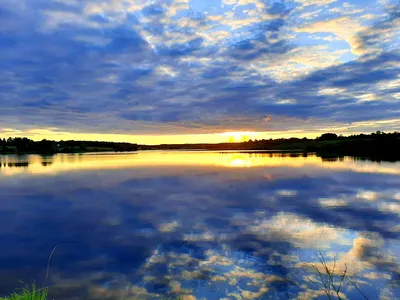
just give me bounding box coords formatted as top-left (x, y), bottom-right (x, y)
top-left (296, 0), bottom-right (337, 6)
top-left (247, 212), bottom-right (351, 249)
top-left (295, 16), bottom-right (364, 55)
top-left (297, 233), bottom-right (398, 280)
top-left (0, 0), bottom-right (398, 137)
top-left (352, 3), bottom-right (400, 55)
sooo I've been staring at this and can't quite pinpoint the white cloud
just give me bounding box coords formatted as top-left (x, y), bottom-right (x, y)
top-left (197, 30), bottom-right (231, 46)
top-left (219, 16), bottom-right (261, 30)
top-left (296, 16), bottom-right (365, 55)
top-left (297, 235), bottom-right (383, 275)
top-left (165, 0), bottom-right (190, 17)
top-left (84, 0), bottom-right (150, 15)
top-left (329, 2), bottom-right (365, 15)
top-left (248, 212), bottom-right (350, 249)
top-left (356, 93), bottom-right (378, 102)
top-left (276, 99), bottom-right (297, 104)
top-left (222, 0), bottom-right (238, 6)
top-left (223, 0), bottom-right (266, 11)
top-left (299, 9), bottom-right (323, 20)
top-left (254, 45), bottom-right (345, 82)
top-left (356, 190), bottom-right (379, 201)
top-left (155, 65), bottom-right (178, 77)
top-left (318, 88), bottom-right (347, 96)
top-left (295, 0), bottom-right (337, 7)
top-left (319, 197), bottom-right (347, 207)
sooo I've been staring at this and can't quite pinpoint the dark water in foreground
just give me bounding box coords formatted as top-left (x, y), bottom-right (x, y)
top-left (0, 151), bottom-right (399, 300)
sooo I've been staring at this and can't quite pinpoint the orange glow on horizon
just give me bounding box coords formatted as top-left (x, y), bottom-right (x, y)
top-left (0, 128), bottom-right (324, 145)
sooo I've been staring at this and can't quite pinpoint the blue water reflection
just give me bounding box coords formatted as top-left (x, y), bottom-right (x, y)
top-left (0, 151), bottom-right (399, 299)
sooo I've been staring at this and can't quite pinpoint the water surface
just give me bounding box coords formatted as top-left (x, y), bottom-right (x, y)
top-left (0, 151), bottom-right (399, 299)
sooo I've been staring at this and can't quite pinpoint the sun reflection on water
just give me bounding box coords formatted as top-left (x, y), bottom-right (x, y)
top-left (227, 155), bottom-right (252, 167)
top-left (0, 151), bottom-right (399, 176)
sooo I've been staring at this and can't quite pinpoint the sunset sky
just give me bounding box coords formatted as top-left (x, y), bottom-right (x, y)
top-left (0, 0), bottom-right (399, 144)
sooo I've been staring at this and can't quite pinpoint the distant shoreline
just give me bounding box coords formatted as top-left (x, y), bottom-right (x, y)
top-left (0, 139), bottom-right (138, 155)
top-left (1, 131), bottom-right (399, 161)
top-left (138, 131), bottom-right (400, 161)
top-left (0, 148), bottom-right (307, 156)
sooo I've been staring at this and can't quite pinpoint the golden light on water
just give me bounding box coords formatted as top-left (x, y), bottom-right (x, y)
top-left (227, 155), bottom-right (252, 167)
top-left (1, 151), bottom-right (400, 176)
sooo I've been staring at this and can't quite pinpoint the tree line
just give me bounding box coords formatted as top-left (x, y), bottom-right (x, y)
top-left (1, 132), bottom-right (399, 159)
top-left (140, 131), bottom-right (400, 160)
top-left (0, 138), bottom-right (138, 154)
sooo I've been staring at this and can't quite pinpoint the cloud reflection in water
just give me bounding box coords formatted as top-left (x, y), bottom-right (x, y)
top-left (0, 151), bottom-right (399, 299)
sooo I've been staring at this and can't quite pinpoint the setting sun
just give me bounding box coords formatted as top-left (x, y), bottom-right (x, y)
top-left (221, 131), bottom-right (257, 143)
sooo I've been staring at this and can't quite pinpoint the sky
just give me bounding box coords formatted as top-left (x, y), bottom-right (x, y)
top-left (0, 0), bottom-right (399, 144)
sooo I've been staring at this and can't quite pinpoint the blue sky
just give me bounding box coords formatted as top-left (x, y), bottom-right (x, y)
top-left (0, 0), bottom-right (399, 143)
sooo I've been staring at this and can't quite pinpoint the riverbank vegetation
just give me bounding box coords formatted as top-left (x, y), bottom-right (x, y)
top-left (1, 132), bottom-right (399, 160)
top-left (141, 131), bottom-right (400, 161)
top-left (0, 138), bottom-right (138, 154)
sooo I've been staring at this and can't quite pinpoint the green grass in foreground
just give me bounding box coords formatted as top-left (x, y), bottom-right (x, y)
top-left (0, 247), bottom-right (56, 300)
top-left (0, 284), bottom-right (48, 300)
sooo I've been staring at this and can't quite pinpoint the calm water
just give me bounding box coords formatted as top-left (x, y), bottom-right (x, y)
top-left (0, 151), bottom-right (399, 299)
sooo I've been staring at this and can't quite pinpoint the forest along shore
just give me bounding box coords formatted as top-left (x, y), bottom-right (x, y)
top-left (1, 131), bottom-right (399, 160)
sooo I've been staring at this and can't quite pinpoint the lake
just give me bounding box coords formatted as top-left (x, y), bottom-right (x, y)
top-left (0, 151), bottom-right (399, 299)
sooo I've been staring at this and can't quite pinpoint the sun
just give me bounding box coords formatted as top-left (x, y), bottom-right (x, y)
top-left (221, 131), bottom-right (255, 143)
